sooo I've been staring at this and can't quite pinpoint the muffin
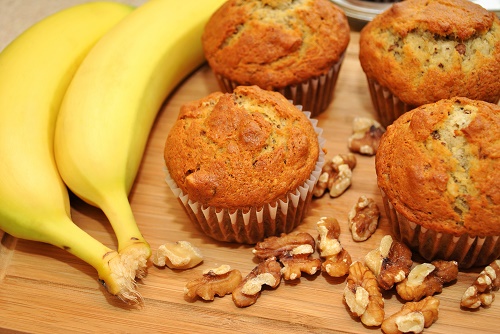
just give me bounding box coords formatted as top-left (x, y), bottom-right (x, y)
top-left (164, 85), bottom-right (325, 244)
top-left (359, 0), bottom-right (500, 127)
top-left (375, 97), bottom-right (500, 268)
top-left (202, 0), bottom-right (350, 117)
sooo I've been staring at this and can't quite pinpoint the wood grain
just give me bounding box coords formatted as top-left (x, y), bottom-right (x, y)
top-left (1, 2), bottom-right (499, 333)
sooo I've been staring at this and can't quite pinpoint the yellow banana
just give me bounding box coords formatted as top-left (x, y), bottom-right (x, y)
top-left (0, 2), bottom-right (140, 302)
top-left (54, 0), bottom-right (226, 275)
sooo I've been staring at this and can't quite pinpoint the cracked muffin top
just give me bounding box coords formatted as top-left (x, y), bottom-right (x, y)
top-left (375, 97), bottom-right (500, 237)
top-left (359, 0), bottom-right (500, 106)
top-left (164, 85), bottom-right (320, 209)
top-left (201, 0), bottom-right (350, 89)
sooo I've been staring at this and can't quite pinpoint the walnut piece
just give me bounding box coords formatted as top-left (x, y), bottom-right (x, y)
top-left (252, 232), bottom-right (315, 260)
top-left (461, 259), bottom-right (500, 309)
top-left (253, 232), bottom-right (320, 280)
top-left (312, 153), bottom-right (356, 198)
top-left (364, 235), bottom-right (413, 290)
top-left (381, 296), bottom-right (440, 334)
top-left (344, 261), bottom-right (385, 327)
top-left (184, 265), bottom-right (242, 301)
top-left (348, 196), bottom-right (380, 242)
top-left (316, 216), bottom-right (352, 277)
top-left (152, 241), bottom-right (203, 269)
top-left (280, 251), bottom-right (321, 280)
top-left (396, 260), bottom-right (458, 302)
top-left (232, 257), bottom-right (282, 308)
top-left (348, 117), bottom-right (385, 156)
top-left (328, 164), bottom-right (352, 198)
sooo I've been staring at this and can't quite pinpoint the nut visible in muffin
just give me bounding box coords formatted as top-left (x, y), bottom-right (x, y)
top-left (376, 97), bottom-right (500, 268)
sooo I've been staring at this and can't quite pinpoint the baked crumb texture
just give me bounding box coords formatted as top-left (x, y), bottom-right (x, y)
top-left (375, 97), bottom-right (500, 268)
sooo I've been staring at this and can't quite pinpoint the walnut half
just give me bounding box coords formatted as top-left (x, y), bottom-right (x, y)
top-left (348, 117), bottom-right (385, 156)
top-left (364, 235), bottom-right (413, 290)
top-left (316, 216), bottom-right (352, 277)
top-left (396, 260), bottom-right (458, 302)
top-left (461, 259), bottom-right (500, 309)
top-left (348, 196), bottom-right (380, 242)
top-left (152, 241), bottom-right (203, 269)
top-left (344, 261), bottom-right (385, 327)
top-left (253, 232), bottom-right (321, 281)
top-left (184, 265), bottom-right (242, 301)
top-left (232, 257), bottom-right (282, 308)
top-left (312, 153), bottom-right (356, 198)
top-left (381, 296), bottom-right (440, 334)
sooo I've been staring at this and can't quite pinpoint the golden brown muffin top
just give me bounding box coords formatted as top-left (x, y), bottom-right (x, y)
top-left (359, 0), bottom-right (500, 106)
top-left (202, 0), bottom-right (350, 89)
top-left (376, 97), bottom-right (500, 237)
top-left (164, 85), bottom-right (320, 209)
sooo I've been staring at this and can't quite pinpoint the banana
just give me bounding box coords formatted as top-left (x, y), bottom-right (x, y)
top-left (54, 0), bottom-right (226, 276)
top-left (0, 2), bottom-right (140, 302)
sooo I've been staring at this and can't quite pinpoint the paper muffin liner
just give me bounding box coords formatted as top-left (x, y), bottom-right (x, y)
top-left (215, 53), bottom-right (345, 118)
top-left (380, 189), bottom-right (500, 269)
top-left (165, 108), bottom-right (326, 244)
top-left (366, 78), bottom-right (417, 128)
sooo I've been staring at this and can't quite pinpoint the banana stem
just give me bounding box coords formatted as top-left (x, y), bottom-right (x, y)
top-left (99, 188), bottom-right (151, 279)
top-left (38, 215), bottom-right (138, 299)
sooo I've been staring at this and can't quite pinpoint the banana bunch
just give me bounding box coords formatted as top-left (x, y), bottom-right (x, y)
top-left (1, 0), bottom-right (227, 304)
top-left (0, 2), bottom-right (137, 301)
top-left (54, 0), bottom-right (226, 281)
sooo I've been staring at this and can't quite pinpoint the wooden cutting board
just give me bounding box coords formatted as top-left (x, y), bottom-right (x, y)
top-left (1, 2), bottom-right (499, 333)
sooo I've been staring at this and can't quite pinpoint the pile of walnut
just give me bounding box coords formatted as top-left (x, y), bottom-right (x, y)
top-left (163, 223), bottom-right (498, 333)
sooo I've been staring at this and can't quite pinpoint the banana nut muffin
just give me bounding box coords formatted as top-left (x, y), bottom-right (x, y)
top-left (164, 85), bottom-right (324, 244)
top-left (202, 0), bottom-right (350, 117)
top-left (360, 0), bottom-right (500, 127)
top-left (376, 97), bottom-right (500, 268)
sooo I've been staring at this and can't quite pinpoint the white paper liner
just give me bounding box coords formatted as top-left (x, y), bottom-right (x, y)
top-left (366, 78), bottom-right (417, 128)
top-left (215, 52), bottom-right (345, 118)
top-left (380, 189), bottom-right (500, 269)
top-left (164, 109), bottom-right (325, 244)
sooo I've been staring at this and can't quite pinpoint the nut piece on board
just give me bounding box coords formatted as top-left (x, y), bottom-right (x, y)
top-left (152, 241), bottom-right (204, 269)
top-left (253, 232), bottom-right (321, 280)
top-left (252, 232), bottom-right (316, 260)
top-left (348, 117), bottom-right (385, 156)
top-left (184, 265), bottom-right (242, 301)
top-left (312, 153), bottom-right (356, 198)
top-left (461, 259), bottom-right (500, 309)
top-left (396, 260), bottom-right (458, 302)
top-left (365, 235), bottom-right (413, 290)
top-left (280, 249), bottom-right (321, 280)
top-left (348, 196), bottom-right (380, 242)
top-left (344, 261), bottom-right (385, 327)
top-left (232, 257), bottom-right (282, 308)
top-left (316, 216), bottom-right (352, 277)
top-left (381, 296), bottom-right (440, 334)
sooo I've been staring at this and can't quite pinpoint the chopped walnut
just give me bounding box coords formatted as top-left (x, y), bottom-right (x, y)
top-left (152, 241), bottom-right (203, 269)
top-left (344, 261), bottom-right (385, 327)
top-left (328, 164), bottom-right (352, 198)
top-left (232, 257), bottom-right (282, 308)
top-left (348, 117), bottom-right (385, 156)
top-left (252, 232), bottom-right (315, 260)
top-left (364, 235), bottom-right (413, 290)
top-left (316, 216), bottom-right (352, 277)
top-left (253, 232), bottom-right (320, 280)
top-left (381, 296), bottom-right (440, 334)
top-left (396, 260), bottom-right (458, 302)
top-left (348, 196), bottom-right (380, 242)
top-left (184, 265), bottom-right (242, 301)
top-left (461, 259), bottom-right (500, 309)
top-left (312, 153), bottom-right (356, 198)
top-left (280, 252), bottom-right (321, 280)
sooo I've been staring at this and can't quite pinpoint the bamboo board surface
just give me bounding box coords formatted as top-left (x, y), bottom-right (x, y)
top-left (1, 1), bottom-right (499, 333)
